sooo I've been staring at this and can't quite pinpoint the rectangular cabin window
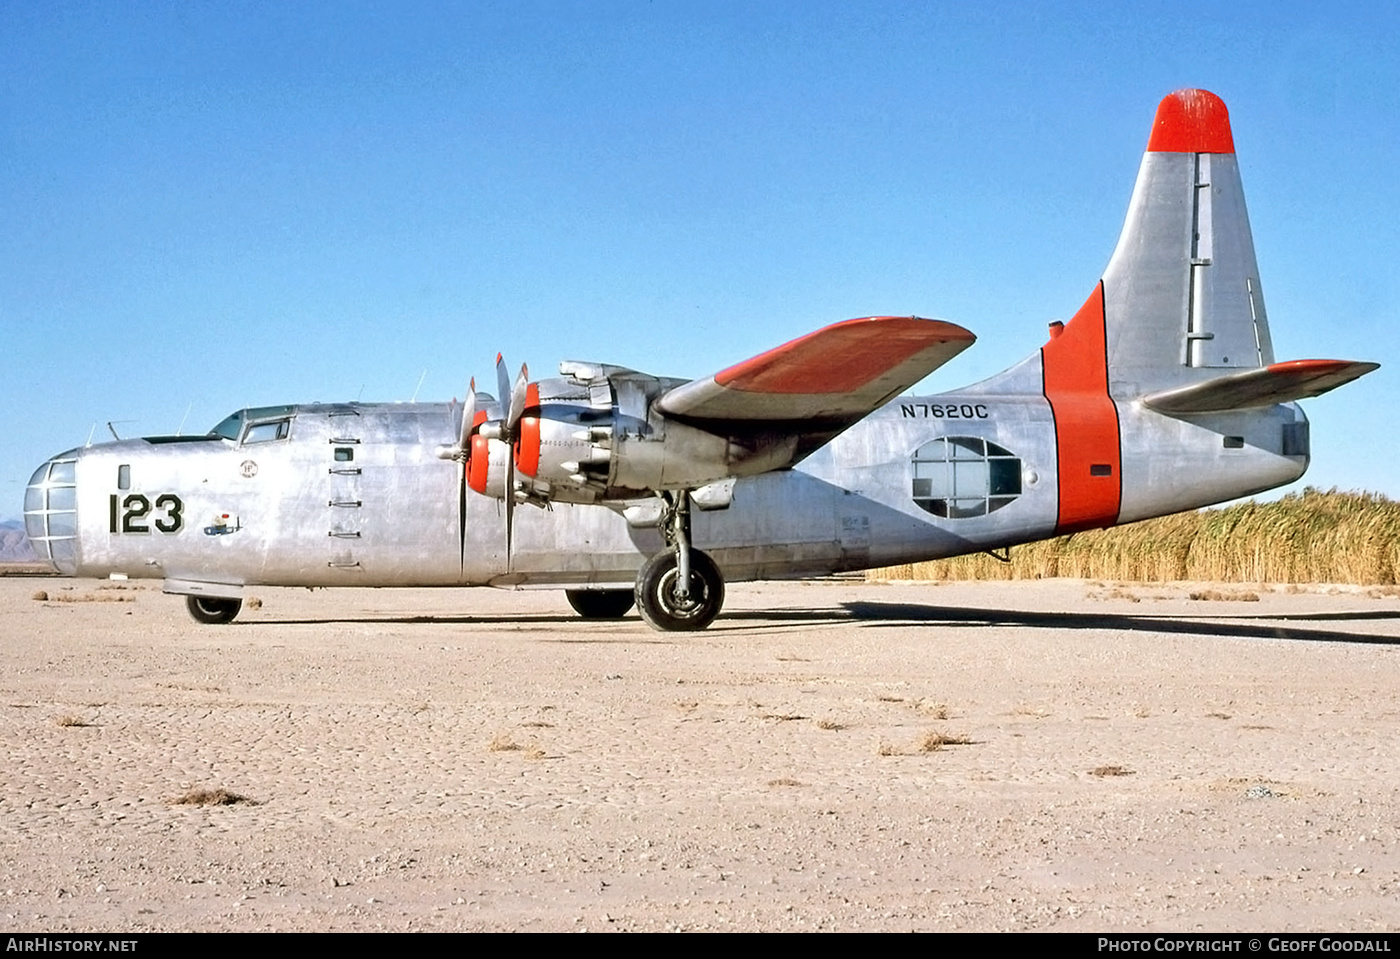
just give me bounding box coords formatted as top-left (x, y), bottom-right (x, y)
top-left (117, 464), bottom-right (131, 490)
top-left (1282, 421), bottom-right (1310, 457)
top-left (1090, 464), bottom-right (1113, 477)
top-left (1223, 435), bottom-right (1245, 449)
top-left (334, 447), bottom-right (354, 462)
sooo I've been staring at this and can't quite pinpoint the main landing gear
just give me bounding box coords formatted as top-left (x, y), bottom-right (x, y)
top-left (634, 491), bottom-right (725, 631)
top-left (185, 595), bottom-right (242, 624)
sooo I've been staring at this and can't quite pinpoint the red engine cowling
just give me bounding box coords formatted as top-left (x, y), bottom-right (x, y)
top-left (467, 432), bottom-right (511, 499)
top-left (466, 363), bottom-right (799, 505)
top-left (511, 379), bottom-right (615, 503)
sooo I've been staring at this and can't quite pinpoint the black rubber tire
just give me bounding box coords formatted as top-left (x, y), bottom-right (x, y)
top-left (185, 595), bottom-right (242, 625)
top-left (634, 548), bottom-right (724, 632)
top-left (565, 589), bottom-right (636, 619)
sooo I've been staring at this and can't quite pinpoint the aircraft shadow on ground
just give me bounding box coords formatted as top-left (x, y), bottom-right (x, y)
top-left (243, 604), bottom-right (1400, 644)
top-left (255, 613), bottom-right (605, 628)
top-left (252, 609), bottom-right (849, 638)
top-left (838, 602), bottom-right (1400, 646)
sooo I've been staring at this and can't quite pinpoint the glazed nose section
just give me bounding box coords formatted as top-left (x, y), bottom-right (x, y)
top-left (24, 450), bottom-right (81, 575)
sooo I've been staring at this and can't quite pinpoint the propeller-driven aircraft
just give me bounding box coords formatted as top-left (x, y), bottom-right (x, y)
top-left (25, 90), bottom-right (1377, 631)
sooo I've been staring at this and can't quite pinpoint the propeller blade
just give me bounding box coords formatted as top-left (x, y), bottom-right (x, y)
top-left (507, 363), bottom-right (530, 433)
top-left (459, 378), bottom-right (477, 453)
top-left (495, 353), bottom-right (510, 420)
top-left (458, 460), bottom-right (468, 575)
top-left (504, 445), bottom-right (515, 571)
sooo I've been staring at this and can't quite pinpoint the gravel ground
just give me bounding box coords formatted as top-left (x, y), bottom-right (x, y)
top-left (3, 575), bottom-right (1398, 932)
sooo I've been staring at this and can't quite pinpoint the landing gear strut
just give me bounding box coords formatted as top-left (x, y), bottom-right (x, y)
top-left (185, 595), bottom-right (242, 624)
top-left (634, 491), bottom-right (725, 631)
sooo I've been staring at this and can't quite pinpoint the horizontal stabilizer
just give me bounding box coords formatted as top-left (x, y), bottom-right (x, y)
top-left (657, 316), bottom-right (974, 424)
top-left (1141, 359), bottom-right (1378, 414)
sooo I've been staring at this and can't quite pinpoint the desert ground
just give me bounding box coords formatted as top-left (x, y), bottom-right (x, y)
top-left (2, 573), bottom-right (1398, 932)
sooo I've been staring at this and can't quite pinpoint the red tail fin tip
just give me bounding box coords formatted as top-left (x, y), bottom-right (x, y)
top-left (1146, 89), bottom-right (1235, 154)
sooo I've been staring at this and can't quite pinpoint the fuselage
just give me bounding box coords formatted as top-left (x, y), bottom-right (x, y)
top-left (25, 385), bottom-right (1308, 591)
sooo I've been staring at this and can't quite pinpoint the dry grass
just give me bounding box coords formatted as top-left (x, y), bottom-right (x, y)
top-left (1189, 589), bottom-right (1260, 602)
top-left (31, 590), bottom-right (48, 601)
top-left (39, 592), bottom-right (135, 604)
top-left (762, 712), bottom-right (807, 722)
top-left (487, 732), bottom-right (522, 752)
top-left (1089, 765), bottom-right (1134, 777)
top-left (488, 731), bottom-right (544, 758)
top-left (871, 489), bottom-right (1400, 586)
top-left (879, 731), bottom-right (973, 756)
top-left (54, 714), bottom-right (93, 727)
top-left (918, 731), bottom-right (972, 752)
top-left (168, 788), bottom-right (255, 806)
top-left (767, 777), bottom-right (805, 787)
top-left (914, 699), bottom-right (949, 719)
top-left (815, 718), bottom-right (846, 731)
top-left (245, 596), bottom-right (263, 609)
top-left (0, 562), bottom-right (62, 577)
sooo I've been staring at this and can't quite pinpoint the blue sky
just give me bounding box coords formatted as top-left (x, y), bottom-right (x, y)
top-left (3, 1), bottom-right (1397, 517)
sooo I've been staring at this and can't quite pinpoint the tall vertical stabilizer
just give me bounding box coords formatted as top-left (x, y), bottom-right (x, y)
top-left (1101, 89), bottom-right (1274, 398)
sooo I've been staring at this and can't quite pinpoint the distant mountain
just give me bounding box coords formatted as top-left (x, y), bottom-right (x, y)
top-left (0, 520), bottom-right (38, 562)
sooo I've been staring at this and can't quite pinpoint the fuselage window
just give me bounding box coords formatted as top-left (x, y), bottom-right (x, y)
top-left (912, 436), bottom-right (1022, 518)
top-left (210, 406), bottom-right (295, 442)
top-left (242, 419), bottom-right (291, 445)
top-left (210, 413), bottom-right (244, 441)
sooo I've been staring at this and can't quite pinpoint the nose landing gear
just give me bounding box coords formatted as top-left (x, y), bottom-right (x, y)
top-left (185, 595), bottom-right (242, 625)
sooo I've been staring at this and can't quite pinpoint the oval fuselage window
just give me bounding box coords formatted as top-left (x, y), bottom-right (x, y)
top-left (912, 436), bottom-right (1022, 518)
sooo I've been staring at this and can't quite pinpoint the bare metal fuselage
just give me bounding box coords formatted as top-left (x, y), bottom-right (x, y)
top-left (36, 386), bottom-right (1307, 594)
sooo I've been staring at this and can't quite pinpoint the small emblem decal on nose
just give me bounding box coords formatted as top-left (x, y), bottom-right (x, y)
top-left (204, 513), bottom-right (242, 535)
top-left (240, 460), bottom-right (258, 478)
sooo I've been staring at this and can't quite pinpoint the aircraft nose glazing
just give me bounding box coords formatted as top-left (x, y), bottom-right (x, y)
top-left (24, 451), bottom-right (81, 575)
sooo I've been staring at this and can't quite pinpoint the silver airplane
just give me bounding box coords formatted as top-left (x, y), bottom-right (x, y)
top-left (24, 90), bottom-right (1377, 631)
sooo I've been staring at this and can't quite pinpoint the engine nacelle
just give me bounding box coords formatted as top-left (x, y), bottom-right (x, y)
top-left (467, 434), bottom-right (512, 499)
top-left (510, 373), bottom-right (622, 504)
top-left (507, 361), bottom-right (800, 505)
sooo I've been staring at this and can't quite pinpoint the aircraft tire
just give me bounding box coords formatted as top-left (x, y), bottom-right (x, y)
top-left (185, 595), bottom-right (242, 625)
top-left (634, 548), bottom-right (724, 632)
top-left (565, 589), bottom-right (636, 619)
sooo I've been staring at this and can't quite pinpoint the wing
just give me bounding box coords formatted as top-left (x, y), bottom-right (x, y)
top-left (1141, 359), bottom-right (1378, 414)
top-left (656, 316), bottom-right (974, 455)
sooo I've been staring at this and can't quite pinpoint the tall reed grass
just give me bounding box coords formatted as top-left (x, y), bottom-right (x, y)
top-left (870, 488), bottom-right (1400, 584)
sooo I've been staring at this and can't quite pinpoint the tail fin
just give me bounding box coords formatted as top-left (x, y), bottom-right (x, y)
top-left (1028, 90), bottom-right (1376, 532)
top-left (1103, 89), bottom-right (1271, 395)
top-left (1080, 89), bottom-right (1374, 404)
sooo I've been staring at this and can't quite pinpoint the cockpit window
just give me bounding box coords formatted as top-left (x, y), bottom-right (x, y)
top-left (209, 405), bottom-right (294, 442)
top-left (210, 413), bottom-right (244, 441)
top-left (242, 418), bottom-right (291, 444)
